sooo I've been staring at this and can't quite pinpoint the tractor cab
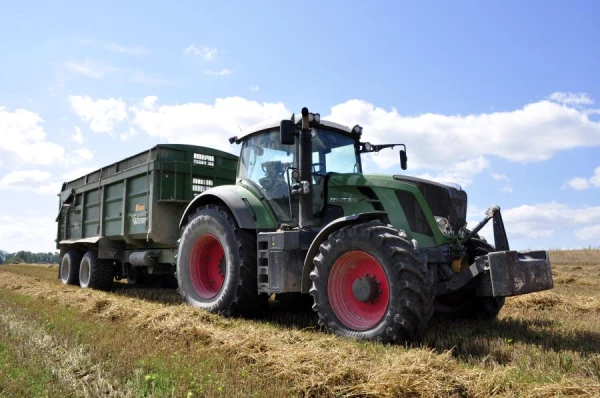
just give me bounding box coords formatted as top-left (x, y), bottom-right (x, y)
top-left (233, 118), bottom-right (363, 225)
top-left (231, 113), bottom-right (407, 227)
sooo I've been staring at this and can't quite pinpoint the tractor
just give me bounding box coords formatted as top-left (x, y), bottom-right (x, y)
top-left (176, 107), bottom-right (554, 342)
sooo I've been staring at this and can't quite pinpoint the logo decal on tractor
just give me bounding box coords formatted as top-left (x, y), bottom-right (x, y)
top-left (330, 197), bottom-right (360, 204)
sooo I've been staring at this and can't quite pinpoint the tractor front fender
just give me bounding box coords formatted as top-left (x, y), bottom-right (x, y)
top-left (300, 211), bottom-right (389, 293)
top-left (179, 185), bottom-right (263, 230)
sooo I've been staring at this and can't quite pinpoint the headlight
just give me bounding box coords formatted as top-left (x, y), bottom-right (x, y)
top-left (435, 216), bottom-right (455, 237)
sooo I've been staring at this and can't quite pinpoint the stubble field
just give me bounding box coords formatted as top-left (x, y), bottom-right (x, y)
top-left (0, 249), bottom-right (599, 397)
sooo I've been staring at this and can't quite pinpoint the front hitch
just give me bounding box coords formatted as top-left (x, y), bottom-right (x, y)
top-left (463, 205), bottom-right (509, 251)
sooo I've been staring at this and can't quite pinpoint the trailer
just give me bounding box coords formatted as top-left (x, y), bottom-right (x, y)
top-left (56, 144), bottom-right (238, 288)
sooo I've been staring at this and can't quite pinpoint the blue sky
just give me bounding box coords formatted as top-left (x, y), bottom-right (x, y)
top-left (1, 0), bottom-right (599, 252)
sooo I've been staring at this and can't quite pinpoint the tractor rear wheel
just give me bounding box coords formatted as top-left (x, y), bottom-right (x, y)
top-left (79, 251), bottom-right (114, 290)
top-left (310, 220), bottom-right (435, 343)
top-left (434, 236), bottom-right (505, 319)
top-left (177, 205), bottom-right (265, 316)
top-left (60, 250), bottom-right (83, 286)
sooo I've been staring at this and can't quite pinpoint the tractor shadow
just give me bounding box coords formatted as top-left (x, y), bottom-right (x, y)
top-left (421, 315), bottom-right (600, 362)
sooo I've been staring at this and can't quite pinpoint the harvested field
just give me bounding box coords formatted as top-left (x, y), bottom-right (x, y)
top-left (1, 250), bottom-right (599, 397)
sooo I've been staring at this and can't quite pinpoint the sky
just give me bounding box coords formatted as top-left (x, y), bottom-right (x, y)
top-left (1, 0), bottom-right (599, 253)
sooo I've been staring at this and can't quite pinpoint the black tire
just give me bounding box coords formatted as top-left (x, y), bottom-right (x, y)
top-left (176, 205), bottom-right (264, 316)
top-left (60, 250), bottom-right (83, 286)
top-left (434, 236), bottom-right (505, 320)
top-left (79, 251), bottom-right (114, 290)
top-left (309, 220), bottom-right (435, 343)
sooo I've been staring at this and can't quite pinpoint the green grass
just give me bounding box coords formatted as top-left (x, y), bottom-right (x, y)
top-left (0, 288), bottom-right (289, 397)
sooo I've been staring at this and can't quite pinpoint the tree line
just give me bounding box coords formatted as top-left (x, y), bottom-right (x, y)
top-left (0, 250), bottom-right (60, 265)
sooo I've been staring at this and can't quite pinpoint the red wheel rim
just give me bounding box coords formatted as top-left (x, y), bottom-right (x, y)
top-left (190, 234), bottom-right (225, 299)
top-left (327, 251), bottom-right (390, 330)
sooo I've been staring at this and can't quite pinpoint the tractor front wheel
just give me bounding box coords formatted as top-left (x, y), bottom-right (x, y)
top-left (310, 220), bottom-right (435, 342)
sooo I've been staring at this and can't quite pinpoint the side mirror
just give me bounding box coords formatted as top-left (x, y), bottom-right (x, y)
top-left (400, 149), bottom-right (408, 170)
top-left (280, 120), bottom-right (296, 145)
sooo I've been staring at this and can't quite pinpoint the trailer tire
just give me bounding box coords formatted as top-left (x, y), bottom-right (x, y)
top-left (177, 205), bottom-right (264, 316)
top-left (434, 236), bottom-right (505, 320)
top-left (310, 220), bottom-right (435, 343)
top-left (79, 251), bottom-right (114, 290)
top-left (60, 250), bottom-right (83, 286)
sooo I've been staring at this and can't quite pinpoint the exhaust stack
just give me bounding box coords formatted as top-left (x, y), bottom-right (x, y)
top-left (298, 107), bottom-right (313, 229)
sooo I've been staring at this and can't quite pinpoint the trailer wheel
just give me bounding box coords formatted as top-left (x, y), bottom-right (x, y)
top-left (60, 251), bottom-right (83, 285)
top-left (310, 220), bottom-right (435, 343)
top-left (434, 236), bottom-right (505, 320)
top-left (79, 251), bottom-right (114, 290)
top-left (177, 205), bottom-right (264, 316)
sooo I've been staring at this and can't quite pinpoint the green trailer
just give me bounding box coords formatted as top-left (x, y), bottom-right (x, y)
top-left (56, 144), bottom-right (238, 287)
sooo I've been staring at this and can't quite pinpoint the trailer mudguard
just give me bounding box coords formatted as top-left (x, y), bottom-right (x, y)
top-left (300, 211), bottom-right (389, 293)
top-left (179, 185), bottom-right (262, 230)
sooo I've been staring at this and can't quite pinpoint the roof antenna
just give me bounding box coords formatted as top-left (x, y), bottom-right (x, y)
top-left (237, 124), bottom-right (242, 132)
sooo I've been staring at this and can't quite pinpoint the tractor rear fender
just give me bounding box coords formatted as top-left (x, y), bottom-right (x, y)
top-left (179, 185), bottom-right (259, 230)
top-left (300, 211), bottom-right (389, 293)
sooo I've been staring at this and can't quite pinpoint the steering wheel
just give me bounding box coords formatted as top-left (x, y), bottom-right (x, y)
top-left (261, 161), bottom-right (283, 174)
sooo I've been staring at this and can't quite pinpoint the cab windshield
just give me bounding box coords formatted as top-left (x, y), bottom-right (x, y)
top-left (238, 128), bottom-right (360, 221)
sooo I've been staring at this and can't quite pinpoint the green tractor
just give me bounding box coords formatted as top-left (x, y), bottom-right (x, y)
top-left (177, 107), bottom-right (553, 342)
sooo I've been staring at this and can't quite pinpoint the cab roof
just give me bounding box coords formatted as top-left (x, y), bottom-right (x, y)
top-left (237, 117), bottom-right (353, 141)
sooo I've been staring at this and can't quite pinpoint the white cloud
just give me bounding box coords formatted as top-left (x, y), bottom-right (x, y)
top-left (65, 60), bottom-right (118, 79)
top-left (575, 225), bottom-right (600, 241)
top-left (73, 147), bottom-right (93, 160)
top-left (119, 127), bottom-right (138, 141)
top-left (60, 167), bottom-right (97, 182)
top-left (547, 92), bottom-right (594, 106)
top-left (0, 170), bottom-right (55, 194)
top-left (591, 167), bottom-right (600, 187)
top-left (327, 97), bottom-right (600, 183)
top-left (184, 44), bottom-right (200, 56)
top-left (204, 69), bottom-right (231, 76)
top-left (0, 215), bottom-right (57, 252)
top-left (470, 202), bottom-right (600, 242)
top-left (184, 44), bottom-right (217, 61)
top-left (562, 176), bottom-right (590, 190)
top-left (250, 85), bottom-right (260, 92)
top-left (68, 96), bottom-right (127, 134)
top-left (501, 186), bottom-right (513, 193)
top-left (491, 173), bottom-right (509, 182)
top-left (141, 96), bottom-right (158, 110)
top-left (0, 106), bottom-right (65, 168)
top-left (414, 156), bottom-right (489, 187)
top-left (71, 126), bottom-right (84, 144)
top-left (562, 166), bottom-right (600, 190)
top-left (131, 96), bottom-right (289, 151)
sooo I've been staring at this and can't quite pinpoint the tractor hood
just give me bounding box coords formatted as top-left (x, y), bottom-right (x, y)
top-left (327, 173), bottom-right (468, 232)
